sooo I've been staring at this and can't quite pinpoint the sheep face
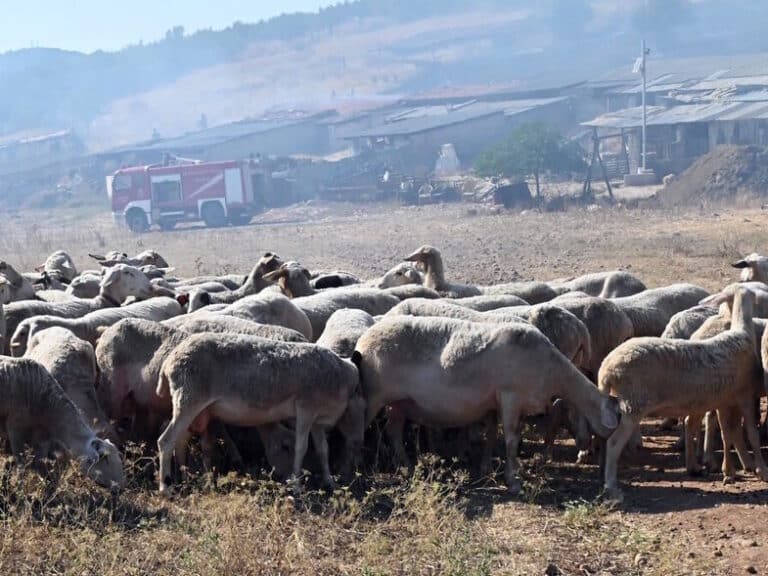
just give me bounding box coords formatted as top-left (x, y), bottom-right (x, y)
top-left (0, 277), bottom-right (11, 304)
top-left (588, 396), bottom-right (622, 439)
top-left (134, 250), bottom-right (169, 268)
top-left (260, 423), bottom-right (295, 479)
top-left (732, 253), bottom-right (768, 283)
top-left (404, 245), bottom-right (438, 265)
top-left (100, 264), bottom-right (154, 303)
top-left (264, 264), bottom-right (313, 298)
top-left (10, 320), bottom-right (37, 357)
top-left (80, 438), bottom-right (125, 491)
top-left (378, 263), bottom-right (422, 288)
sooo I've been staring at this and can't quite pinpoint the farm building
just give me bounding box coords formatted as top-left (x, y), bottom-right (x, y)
top-left (0, 130), bottom-right (85, 176)
top-left (341, 97), bottom-right (574, 177)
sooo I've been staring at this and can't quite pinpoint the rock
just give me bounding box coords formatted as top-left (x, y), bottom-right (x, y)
top-left (745, 566), bottom-right (757, 574)
top-left (544, 563), bottom-right (561, 576)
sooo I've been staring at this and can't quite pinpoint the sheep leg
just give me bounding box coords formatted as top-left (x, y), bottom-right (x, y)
top-left (738, 396), bottom-right (768, 481)
top-left (157, 407), bottom-right (202, 495)
top-left (480, 412), bottom-right (497, 477)
top-left (602, 414), bottom-right (638, 504)
top-left (684, 413), bottom-right (705, 476)
top-left (717, 406), bottom-right (752, 483)
top-left (290, 407), bottom-right (314, 491)
top-left (703, 411), bottom-right (719, 472)
top-left (310, 425), bottom-right (335, 490)
top-left (5, 424), bottom-right (30, 459)
top-left (221, 427), bottom-right (244, 471)
top-left (498, 392), bottom-right (523, 494)
top-left (200, 429), bottom-right (217, 473)
top-left (384, 409), bottom-right (411, 473)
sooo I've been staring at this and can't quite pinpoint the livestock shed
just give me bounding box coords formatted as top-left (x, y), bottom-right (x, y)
top-left (342, 97), bottom-right (573, 178)
top-left (0, 130), bottom-right (85, 177)
top-left (584, 100), bottom-right (768, 177)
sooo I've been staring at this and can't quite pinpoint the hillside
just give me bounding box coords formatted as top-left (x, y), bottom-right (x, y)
top-left (1, 0), bottom-right (766, 151)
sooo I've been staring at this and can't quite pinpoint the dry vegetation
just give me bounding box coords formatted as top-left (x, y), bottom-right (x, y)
top-left (3, 201), bottom-right (768, 575)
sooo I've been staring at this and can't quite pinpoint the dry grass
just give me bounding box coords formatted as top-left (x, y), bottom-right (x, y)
top-left (3, 201), bottom-right (768, 574)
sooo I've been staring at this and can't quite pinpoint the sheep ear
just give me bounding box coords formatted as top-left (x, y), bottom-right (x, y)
top-left (176, 293), bottom-right (189, 307)
top-left (601, 397), bottom-right (620, 430)
top-left (89, 253), bottom-right (106, 262)
top-left (732, 259), bottom-right (750, 269)
top-left (403, 250), bottom-right (421, 262)
top-left (700, 292), bottom-right (729, 307)
top-left (302, 268), bottom-right (312, 281)
top-left (200, 291), bottom-right (212, 306)
top-left (263, 270), bottom-right (284, 282)
top-left (35, 264), bottom-right (45, 272)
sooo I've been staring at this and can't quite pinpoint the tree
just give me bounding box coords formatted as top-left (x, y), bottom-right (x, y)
top-left (475, 123), bottom-right (586, 197)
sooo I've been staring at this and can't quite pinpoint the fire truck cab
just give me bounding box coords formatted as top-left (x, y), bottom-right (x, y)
top-left (107, 159), bottom-right (260, 232)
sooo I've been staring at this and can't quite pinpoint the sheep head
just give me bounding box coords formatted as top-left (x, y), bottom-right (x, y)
top-left (732, 253), bottom-right (768, 283)
top-left (80, 438), bottom-right (125, 492)
top-left (378, 263), bottom-right (423, 288)
top-left (99, 264), bottom-right (154, 303)
top-left (264, 264), bottom-right (313, 298)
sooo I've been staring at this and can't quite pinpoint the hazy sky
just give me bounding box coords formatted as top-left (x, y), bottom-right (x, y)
top-left (0, 1), bottom-right (336, 53)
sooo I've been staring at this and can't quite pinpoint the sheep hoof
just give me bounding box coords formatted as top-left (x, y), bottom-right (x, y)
top-left (602, 487), bottom-right (624, 505)
top-left (755, 468), bottom-right (768, 482)
top-left (158, 483), bottom-right (173, 499)
top-left (722, 475), bottom-right (736, 485)
top-left (576, 450), bottom-right (591, 465)
top-left (506, 478), bottom-right (523, 495)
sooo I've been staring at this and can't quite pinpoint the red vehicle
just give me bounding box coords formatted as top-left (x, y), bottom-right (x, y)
top-left (107, 159), bottom-right (261, 232)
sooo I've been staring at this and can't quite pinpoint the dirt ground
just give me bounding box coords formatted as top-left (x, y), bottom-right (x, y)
top-left (3, 201), bottom-right (768, 575)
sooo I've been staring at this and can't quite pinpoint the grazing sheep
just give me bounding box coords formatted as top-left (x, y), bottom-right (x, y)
top-left (353, 316), bottom-right (619, 492)
top-left (732, 254), bottom-right (768, 283)
top-left (599, 288), bottom-right (767, 502)
top-left (3, 264), bottom-right (161, 355)
top-left (156, 334), bottom-right (366, 494)
top-left (404, 245), bottom-right (556, 303)
top-left (610, 284), bottom-right (710, 337)
top-left (316, 309), bottom-right (376, 358)
top-left (185, 253), bottom-right (283, 311)
top-left (11, 297), bottom-right (183, 355)
top-left (26, 327), bottom-right (116, 442)
top-left (163, 315), bottom-right (307, 342)
top-left (0, 357), bottom-right (124, 490)
top-left (293, 289), bottom-right (400, 341)
top-left (0, 261), bottom-right (36, 302)
top-left (37, 250), bottom-right (78, 284)
top-left (661, 305), bottom-right (720, 340)
top-left (549, 271), bottom-right (646, 299)
top-left (215, 292), bottom-right (314, 341)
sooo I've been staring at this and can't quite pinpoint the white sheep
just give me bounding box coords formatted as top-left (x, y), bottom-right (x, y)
top-left (213, 292), bottom-right (314, 340)
top-left (89, 249), bottom-right (169, 268)
top-left (0, 261), bottom-right (36, 302)
top-left (353, 316), bottom-right (619, 492)
top-left (156, 334), bottom-right (366, 494)
top-left (660, 305), bottom-right (720, 340)
top-left (374, 263), bottom-right (423, 289)
top-left (0, 357), bottom-right (124, 491)
top-left (316, 309), bottom-right (376, 358)
top-left (599, 288), bottom-right (767, 502)
top-left (11, 296), bottom-right (183, 356)
top-left (549, 271), bottom-right (647, 299)
top-left (26, 327), bottom-right (117, 443)
top-left (610, 283), bottom-right (710, 337)
top-left (732, 253), bottom-right (768, 283)
top-left (37, 250), bottom-right (78, 284)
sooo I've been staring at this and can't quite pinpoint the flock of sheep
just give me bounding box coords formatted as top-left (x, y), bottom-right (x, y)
top-left (2, 246), bottom-right (768, 504)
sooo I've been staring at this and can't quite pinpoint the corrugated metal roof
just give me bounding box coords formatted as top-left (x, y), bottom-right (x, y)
top-left (584, 101), bottom-right (768, 129)
top-left (688, 75), bottom-right (768, 91)
top-left (343, 97), bottom-right (567, 138)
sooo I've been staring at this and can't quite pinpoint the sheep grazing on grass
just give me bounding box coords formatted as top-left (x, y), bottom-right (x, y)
top-left (598, 288), bottom-right (767, 503)
top-left (155, 334), bottom-right (366, 494)
top-left (11, 297), bottom-right (183, 356)
top-left (404, 245), bottom-right (556, 303)
top-left (0, 357), bottom-right (124, 491)
top-left (26, 327), bottom-right (116, 442)
top-left (316, 309), bottom-right (376, 358)
top-left (610, 283), bottom-right (710, 337)
top-left (353, 316), bottom-right (619, 493)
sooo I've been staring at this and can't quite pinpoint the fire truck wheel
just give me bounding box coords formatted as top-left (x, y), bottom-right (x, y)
top-left (126, 209), bottom-right (149, 233)
top-left (202, 202), bottom-right (226, 228)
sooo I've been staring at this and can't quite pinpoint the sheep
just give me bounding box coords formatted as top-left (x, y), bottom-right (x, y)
top-left (704, 282), bottom-right (768, 316)
top-left (549, 271), bottom-right (646, 299)
top-left (25, 327), bottom-right (116, 442)
top-left (374, 263), bottom-right (423, 289)
top-left (292, 289), bottom-right (400, 341)
top-left (0, 357), bottom-right (124, 491)
top-left (95, 317), bottom-right (305, 475)
top-left (0, 261), bottom-right (36, 301)
top-left (89, 249), bottom-right (169, 268)
top-left (610, 283), bottom-right (710, 337)
top-left (661, 305), bottom-right (720, 340)
top-left (3, 264), bottom-right (161, 355)
top-left (155, 334), bottom-right (366, 494)
top-left (37, 250), bottom-right (78, 284)
top-left (34, 290), bottom-right (76, 303)
top-left (214, 292), bottom-right (314, 341)
top-left (404, 245), bottom-right (556, 303)
top-left (185, 253), bottom-right (283, 311)
top-left (66, 273), bottom-right (103, 299)
top-left (310, 270), bottom-right (361, 289)
top-left (599, 288), bottom-right (768, 503)
top-left (452, 294), bottom-right (529, 311)
top-left (11, 296), bottom-right (183, 356)
top-left (732, 253), bottom-right (768, 283)
top-left (352, 316), bottom-right (620, 493)
top-left (383, 284), bottom-right (441, 301)
top-left (316, 309), bottom-right (376, 358)
top-left (168, 274), bottom-right (244, 291)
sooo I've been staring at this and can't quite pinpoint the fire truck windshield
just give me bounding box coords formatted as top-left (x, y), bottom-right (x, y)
top-left (113, 173), bottom-right (132, 191)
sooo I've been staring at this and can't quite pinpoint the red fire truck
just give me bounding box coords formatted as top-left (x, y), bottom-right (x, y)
top-left (107, 159), bottom-right (262, 232)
